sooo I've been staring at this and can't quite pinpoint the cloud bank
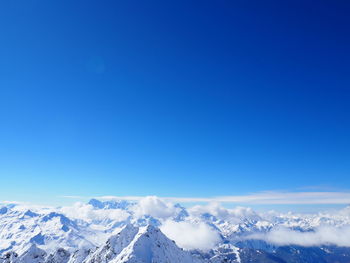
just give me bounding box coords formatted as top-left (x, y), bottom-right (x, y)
top-left (4, 195), bottom-right (350, 250)
top-left (250, 226), bottom-right (350, 247)
top-left (60, 202), bottom-right (129, 222)
top-left (132, 196), bottom-right (179, 219)
top-left (160, 220), bottom-right (221, 250)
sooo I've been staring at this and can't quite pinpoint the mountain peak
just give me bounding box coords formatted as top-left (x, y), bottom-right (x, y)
top-left (112, 224), bottom-right (201, 263)
top-left (87, 199), bottom-right (104, 209)
top-left (17, 244), bottom-right (46, 263)
top-left (84, 224), bottom-right (201, 263)
top-left (23, 210), bottom-right (39, 218)
top-left (84, 224), bottom-right (139, 263)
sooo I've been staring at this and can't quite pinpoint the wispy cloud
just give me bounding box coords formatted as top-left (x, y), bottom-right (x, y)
top-left (60, 195), bottom-right (87, 199)
top-left (95, 191), bottom-right (350, 205)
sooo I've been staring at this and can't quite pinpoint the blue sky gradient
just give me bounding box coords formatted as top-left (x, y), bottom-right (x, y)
top-left (0, 0), bottom-right (349, 204)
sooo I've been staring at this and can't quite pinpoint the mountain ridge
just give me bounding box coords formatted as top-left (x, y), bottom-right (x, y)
top-left (1, 199), bottom-right (350, 263)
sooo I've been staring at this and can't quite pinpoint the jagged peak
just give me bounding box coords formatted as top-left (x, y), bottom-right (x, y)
top-left (23, 210), bottom-right (39, 218)
top-left (41, 212), bottom-right (77, 231)
top-left (17, 243), bottom-right (46, 263)
top-left (87, 199), bottom-right (104, 209)
top-left (83, 224), bottom-right (139, 263)
top-left (111, 224), bottom-right (200, 263)
top-left (46, 248), bottom-right (70, 263)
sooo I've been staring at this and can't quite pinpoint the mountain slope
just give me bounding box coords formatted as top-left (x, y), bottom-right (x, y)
top-left (84, 224), bottom-right (202, 263)
top-left (111, 225), bottom-right (201, 263)
top-left (84, 224), bottom-right (139, 263)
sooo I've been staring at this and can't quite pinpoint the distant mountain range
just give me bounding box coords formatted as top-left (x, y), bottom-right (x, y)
top-left (1, 197), bottom-right (350, 263)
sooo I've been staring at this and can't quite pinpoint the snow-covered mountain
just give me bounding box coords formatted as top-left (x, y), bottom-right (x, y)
top-left (0, 207), bottom-right (99, 254)
top-left (85, 224), bottom-right (201, 263)
top-left (0, 224), bottom-right (202, 263)
top-left (1, 197), bottom-right (350, 263)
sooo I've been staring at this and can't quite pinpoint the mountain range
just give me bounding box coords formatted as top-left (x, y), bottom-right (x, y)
top-left (1, 197), bottom-right (350, 263)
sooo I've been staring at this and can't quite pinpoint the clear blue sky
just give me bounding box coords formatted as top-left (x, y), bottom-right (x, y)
top-left (0, 0), bottom-right (349, 204)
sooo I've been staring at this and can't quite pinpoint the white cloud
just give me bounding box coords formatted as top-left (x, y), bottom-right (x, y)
top-left (189, 202), bottom-right (230, 219)
top-left (189, 202), bottom-right (260, 223)
top-left (249, 226), bottom-right (350, 247)
top-left (160, 220), bottom-right (221, 251)
top-left (60, 202), bottom-right (129, 222)
top-left (132, 196), bottom-right (178, 220)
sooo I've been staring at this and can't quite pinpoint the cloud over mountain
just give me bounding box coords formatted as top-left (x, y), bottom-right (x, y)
top-left (250, 225), bottom-right (350, 247)
top-left (160, 220), bottom-right (221, 250)
top-left (2, 196), bottom-right (350, 254)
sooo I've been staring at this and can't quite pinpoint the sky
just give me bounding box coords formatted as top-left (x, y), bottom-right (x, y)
top-left (0, 0), bottom-right (349, 205)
